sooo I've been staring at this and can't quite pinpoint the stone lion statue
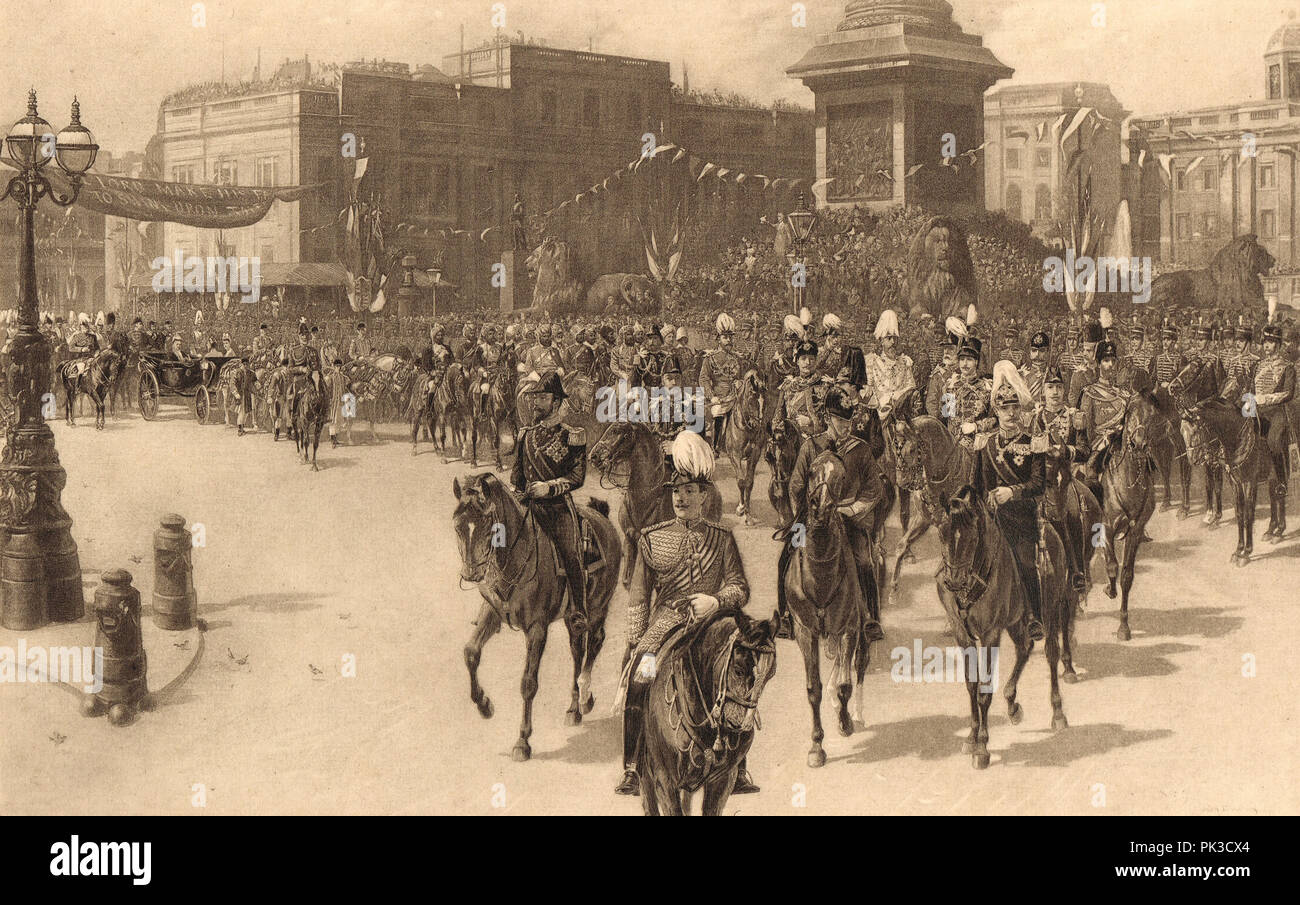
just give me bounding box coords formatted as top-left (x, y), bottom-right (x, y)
top-left (525, 236), bottom-right (582, 313)
top-left (904, 215), bottom-right (978, 321)
top-left (1148, 234), bottom-right (1276, 313)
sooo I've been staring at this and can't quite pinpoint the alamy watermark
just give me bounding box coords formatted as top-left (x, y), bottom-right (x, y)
top-left (1043, 251), bottom-right (1153, 304)
top-left (0, 640), bottom-right (102, 693)
top-left (593, 382), bottom-right (707, 433)
top-left (151, 248), bottom-right (261, 304)
top-left (890, 640), bottom-right (999, 693)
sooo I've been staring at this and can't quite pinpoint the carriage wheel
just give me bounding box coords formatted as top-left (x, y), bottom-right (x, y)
top-left (195, 386), bottom-right (212, 424)
top-left (138, 371), bottom-right (159, 421)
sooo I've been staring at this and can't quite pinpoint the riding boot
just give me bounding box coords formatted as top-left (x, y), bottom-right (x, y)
top-left (615, 674), bottom-right (649, 796)
top-left (775, 538), bottom-right (795, 640)
top-left (1278, 488), bottom-right (1288, 540)
top-left (1023, 555), bottom-right (1045, 642)
top-left (732, 757), bottom-right (760, 794)
top-left (1061, 518), bottom-right (1087, 594)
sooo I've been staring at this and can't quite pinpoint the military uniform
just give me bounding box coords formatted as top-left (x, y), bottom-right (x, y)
top-left (926, 360), bottom-right (958, 419)
top-left (970, 426), bottom-right (1047, 627)
top-left (1221, 347), bottom-right (1260, 403)
top-left (699, 345), bottom-right (743, 449)
top-left (517, 341), bottom-right (568, 382)
top-left (772, 373), bottom-right (830, 441)
top-left (511, 411), bottom-right (588, 624)
top-left (1153, 341), bottom-right (1184, 386)
top-left (1253, 342), bottom-right (1297, 538)
top-left (1019, 360), bottom-right (1049, 403)
top-left (635, 348), bottom-right (669, 387)
top-left (1079, 375), bottom-right (1131, 473)
top-left (864, 351), bottom-right (915, 416)
top-left (944, 371), bottom-right (996, 441)
top-left (1030, 383), bottom-right (1088, 590)
top-left (609, 340), bottom-right (639, 385)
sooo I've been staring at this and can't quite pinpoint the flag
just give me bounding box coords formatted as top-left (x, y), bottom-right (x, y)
top-left (1059, 107), bottom-right (1095, 148)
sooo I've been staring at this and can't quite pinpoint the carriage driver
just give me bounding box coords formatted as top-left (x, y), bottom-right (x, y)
top-left (615, 430), bottom-right (757, 797)
top-left (513, 372), bottom-right (589, 633)
top-left (971, 362), bottom-right (1047, 642)
top-left (278, 322), bottom-right (322, 442)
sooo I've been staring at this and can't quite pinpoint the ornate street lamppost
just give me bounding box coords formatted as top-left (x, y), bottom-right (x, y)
top-left (0, 90), bottom-right (97, 630)
top-left (785, 192), bottom-right (818, 315)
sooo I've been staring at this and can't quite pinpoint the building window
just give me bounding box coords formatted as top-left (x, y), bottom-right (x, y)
top-left (259, 244), bottom-right (274, 265)
top-left (1199, 166), bottom-right (1216, 192)
top-left (405, 163), bottom-right (432, 214)
top-left (1260, 164), bottom-right (1276, 188)
top-left (255, 157), bottom-right (279, 187)
top-left (1004, 183), bottom-right (1023, 220)
top-left (1200, 213), bottom-right (1218, 237)
top-left (1270, 64), bottom-right (1282, 99)
top-left (213, 160), bottom-right (238, 185)
top-left (1175, 168), bottom-right (1187, 191)
top-left (1034, 184), bottom-right (1052, 221)
top-left (1261, 209), bottom-right (1277, 237)
top-left (171, 165), bottom-right (195, 184)
top-left (431, 164), bottom-right (451, 216)
top-left (1176, 214), bottom-right (1190, 240)
top-left (1005, 148), bottom-right (1022, 170)
top-left (1035, 148), bottom-right (1051, 170)
top-left (583, 90), bottom-right (600, 128)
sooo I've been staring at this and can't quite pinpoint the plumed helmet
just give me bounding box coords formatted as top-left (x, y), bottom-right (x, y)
top-left (1095, 340), bottom-right (1119, 363)
top-left (957, 336), bottom-right (982, 361)
top-left (799, 306), bottom-right (813, 327)
top-left (823, 313), bottom-right (842, 333)
top-left (823, 386), bottom-right (856, 421)
top-left (1082, 321), bottom-right (1104, 344)
top-left (795, 339), bottom-right (819, 359)
top-left (1044, 364), bottom-right (1066, 386)
top-left (715, 312), bottom-right (736, 335)
top-left (782, 314), bottom-right (805, 338)
top-left (991, 359), bottom-right (1033, 407)
top-left (945, 316), bottom-right (968, 343)
top-left (873, 308), bottom-right (899, 340)
top-left (1030, 331), bottom-right (1050, 349)
top-left (669, 430), bottom-right (715, 486)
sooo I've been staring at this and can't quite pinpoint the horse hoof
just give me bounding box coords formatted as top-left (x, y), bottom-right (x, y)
top-left (565, 711), bottom-right (581, 727)
top-left (582, 695), bottom-right (595, 715)
top-left (1052, 714), bottom-right (1069, 731)
top-left (477, 698), bottom-right (494, 719)
top-left (1116, 625), bottom-right (1131, 642)
top-left (80, 695), bottom-right (103, 718)
top-left (735, 503), bottom-right (746, 516)
top-left (1063, 671), bottom-right (1079, 685)
top-left (1007, 703), bottom-right (1023, 725)
top-left (838, 712), bottom-right (854, 738)
top-left (961, 739), bottom-right (975, 755)
top-left (107, 703), bottom-right (134, 726)
top-left (807, 748), bottom-right (826, 768)
top-left (1235, 554), bottom-right (1250, 568)
top-left (972, 753), bottom-right (991, 770)
top-left (511, 741), bottom-right (531, 762)
top-left (1176, 508), bottom-right (1190, 520)
top-left (1104, 585), bottom-right (1117, 600)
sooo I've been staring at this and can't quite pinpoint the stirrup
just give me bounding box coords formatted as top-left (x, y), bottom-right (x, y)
top-left (614, 769), bottom-right (640, 796)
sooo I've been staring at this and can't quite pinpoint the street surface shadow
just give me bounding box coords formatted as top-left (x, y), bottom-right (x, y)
top-left (200, 592), bottom-right (328, 615)
top-left (1099, 605), bottom-right (1244, 640)
top-left (310, 456), bottom-right (358, 471)
top-left (838, 713), bottom-right (971, 764)
top-left (1067, 640), bottom-right (1196, 681)
top-left (532, 714), bottom-right (621, 765)
top-left (996, 722), bottom-right (1173, 768)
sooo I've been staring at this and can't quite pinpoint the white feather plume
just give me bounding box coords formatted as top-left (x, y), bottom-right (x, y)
top-left (874, 308), bottom-right (900, 339)
top-left (945, 316), bottom-right (968, 340)
top-left (715, 312), bottom-right (735, 334)
top-left (823, 313), bottom-right (842, 331)
top-left (1099, 307), bottom-right (1113, 329)
top-left (966, 303), bottom-right (978, 326)
top-left (782, 314), bottom-right (805, 338)
top-left (799, 306), bottom-right (812, 327)
top-left (671, 430), bottom-right (715, 482)
top-left (1269, 297), bottom-right (1278, 323)
top-left (990, 359), bottom-right (1034, 406)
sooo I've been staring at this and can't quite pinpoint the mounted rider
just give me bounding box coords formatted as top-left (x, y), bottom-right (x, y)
top-left (1253, 315), bottom-right (1297, 543)
top-left (1153, 323), bottom-right (1185, 389)
top-left (516, 323), bottom-right (568, 398)
top-left (1030, 365), bottom-right (1089, 594)
top-left (782, 386), bottom-right (888, 644)
top-left (512, 371), bottom-right (589, 633)
top-left (772, 338), bottom-right (831, 444)
top-left (464, 324), bottom-right (506, 406)
top-left (925, 323), bottom-right (960, 419)
top-left (278, 322), bottom-right (323, 440)
top-left (699, 313), bottom-right (743, 452)
top-left (66, 314), bottom-right (99, 379)
top-left (971, 361), bottom-right (1047, 642)
top-left (1079, 338), bottom-right (1133, 480)
top-left (1124, 324), bottom-right (1156, 391)
top-left (615, 430), bottom-right (756, 797)
top-left (347, 322), bottom-right (373, 362)
top-left (816, 313), bottom-right (867, 394)
top-left (635, 325), bottom-right (670, 387)
top-left (1019, 331), bottom-right (1051, 403)
top-left (1068, 318), bottom-right (1104, 409)
top-left (671, 326), bottom-right (700, 385)
top-left (770, 312), bottom-right (808, 384)
top-left (864, 309), bottom-right (916, 427)
top-left (610, 324), bottom-right (640, 388)
top-left (1220, 320), bottom-right (1260, 404)
top-left (945, 329), bottom-right (995, 444)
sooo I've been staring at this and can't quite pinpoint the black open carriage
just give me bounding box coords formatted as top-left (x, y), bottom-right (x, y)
top-left (137, 352), bottom-right (243, 423)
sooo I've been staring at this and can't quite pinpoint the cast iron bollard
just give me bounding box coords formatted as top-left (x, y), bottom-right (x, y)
top-left (82, 569), bottom-right (150, 726)
top-left (152, 513), bottom-right (197, 630)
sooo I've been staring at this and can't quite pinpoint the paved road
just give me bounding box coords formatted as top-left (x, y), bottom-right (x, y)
top-left (1, 407), bottom-right (1295, 814)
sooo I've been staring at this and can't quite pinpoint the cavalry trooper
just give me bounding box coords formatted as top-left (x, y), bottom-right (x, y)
top-left (1252, 320), bottom-right (1297, 542)
top-left (1079, 338), bottom-right (1133, 482)
top-left (513, 371), bottom-right (589, 632)
top-left (516, 323), bottom-right (569, 394)
top-left (671, 326), bottom-right (699, 385)
top-left (782, 386), bottom-right (888, 644)
top-left (610, 324), bottom-right (639, 387)
top-left (1068, 321), bottom-right (1103, 408)
top-left (635, 325), bottom-right (670, 387)
top-left (278, 322), bottom-right (323, 441)
top-left (817, 313), bottom-right (867, 392)
top-left (771, 314), bottom-right (806, 384)
top-left (945, 333), bottom-right (995, 443)
top-left (464, 324), bottom-right (505, 408)
top-left (1221, 321), bottom-right (1259, 404)
top-left (572, 327), bottom-right (602, 379)
top-left (616, 430), bottom-right (757, 797)
top-left (1019, 331), bottom-right (1051, 403)
top-left (699, 312), bottom-right (743, 453)
top-left (347, 322), bottom-right (373, 362)
top-left (1058, 325), bottom-right (1087, 374)
top-left (864, 309), bottom-right (915, 424)
top-left (1124, 324), bottom-right (1157, 390)
top-left (970, 361), bottom-right (1047, 642)
top-left (252, 323), bottom-right (273, 357)
top-left (772, 338), bottom-right (830, 444)
top-left (1153, 323), bottom-right (1185, 389)
top-left (925, 323), bottom-right (960, 418)
top-left (1030, 365), bottom-right (1089, 594)
top-left (996, 324), bottom-right (1024, 367)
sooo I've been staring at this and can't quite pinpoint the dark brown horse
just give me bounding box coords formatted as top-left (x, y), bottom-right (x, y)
top-left (453, 472), bottom-right (621, 760)
top-left (937, 485), bottom-right (1072, 769)
top-left (1169, 359), bottom-right (1227, 526)
top-left (779, 452), bottom-right (875, 767)
top-left (639, 610), bottom-right (778, 815)
top-left (1096, 394), bottom-right (1160, 640)
top-left (60, 347), bottom-right (124, 430)
top-left (589, 420), bottom-right (723, 589)
top-left (467, 359), bottom-right (517, 470)
top-left (722, 368), bottom-right (767, 526)
top-left (293, 376), bottom-right (328, 470)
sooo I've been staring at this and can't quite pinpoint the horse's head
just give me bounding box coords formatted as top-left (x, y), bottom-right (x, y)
top-left (708, 612), bottom-right (778, 734)
top-left (739, 368), bottom-right (766, 422)
top-left (938, 485), bottom-right (986, 596)
top-left (588, 418), bottom-right (639, 480)
top-left (452, 472), bottom-right (514, 583)
top-left (1168, 359), bottom-right (1210, 407)
top-left (807, 450), bottom-right (847, 530)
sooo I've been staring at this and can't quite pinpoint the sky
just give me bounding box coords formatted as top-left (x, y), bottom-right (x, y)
top-left (0, 0), bottom-right (1295, 155)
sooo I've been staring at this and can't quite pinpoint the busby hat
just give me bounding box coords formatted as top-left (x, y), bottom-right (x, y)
top-left (1196, 324), bottom-right (1213, 340)
top-left (1030, 331), bottom-right (1050, 349)
top-left (823, 386), bottom-right (856, 422)
top-left (668, 431), bottom-right (715, 487)
top-left (524, 371), bottom-right (567, 399)
top-left (1162, 323), bottom-right (1177, 340)
top-left (1262, 323), bottom-right (1285, 343)
top-left (957, 335), bottom-right (982, 361)
top-left (1081, 321), bottom-right (1104, 344)
top-left (1234, 325), bottom-right (1253, 342)
top-left (1044, 364), bottom-right (1066, 386)
top-left (1095, 340), bottom-right (1119, 362)
top-left (795, 339), bottom-right (819, 359)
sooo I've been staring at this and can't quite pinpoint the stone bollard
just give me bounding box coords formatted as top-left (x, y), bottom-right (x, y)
top-left (152, 514), bottom-right (197, 631)
top-left (82, 569), bottom-right (149, 726)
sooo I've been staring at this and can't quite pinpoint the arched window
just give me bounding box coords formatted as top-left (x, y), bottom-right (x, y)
top-left (1035, 184), bottom-right (1053, 222)
top-left (1004, 183), bottom-right (1023, 221)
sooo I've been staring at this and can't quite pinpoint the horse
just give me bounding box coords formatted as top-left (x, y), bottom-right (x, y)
top-left (293, 374), bottom-right (328, 470)
top-left (215, 359), bottom-right (256, 430)
top-left (1169, 359), bottom-right (1229, 526)
top-left (1148, 383), bottom-right (1194, 518)
top-left (779, 452), bottom-right (875, 767)
top-left (937, 485), bottom-right (1072, 769)
top-left (589, 420), bottom-right (723, 589)
top-left (1094, 393), bottom-right (1160, 640)
top-left (466, 360), bottom-right (517, 470)
top-left (639, 610), bottom-right (778, 815)
top-left (59, 347), bottom-right (123, 430)
top-left (433, 362), bottom-right (473, 463)
top-left (722, 368), bottom-right (767, 526)
top-left (452, 472), bottom-right (622, 761)
top-left (1182, 398), bottom-right (1274, 568)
